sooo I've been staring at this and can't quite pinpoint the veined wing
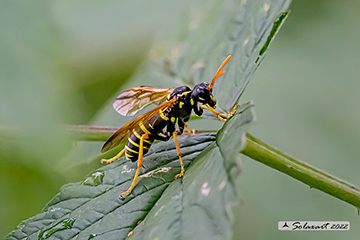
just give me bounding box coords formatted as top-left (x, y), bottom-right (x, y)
top-left (113, 87), bottom-right (174, 116)
top-left (102, 98), bottom-right (178, 153)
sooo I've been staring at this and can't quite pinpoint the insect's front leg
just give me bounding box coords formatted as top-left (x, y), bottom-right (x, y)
top-left (217, 104), bottom-right (238, 120)
top-left (201, 104), bottom-right (238, 122)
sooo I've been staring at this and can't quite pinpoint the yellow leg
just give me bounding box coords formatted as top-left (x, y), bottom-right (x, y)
top-left (184, 122), bottom-right (196, 135)
top-left (173, 131), bottom-right (184, 179)
top-left (120, 134), bottom-right (147, 198)
top-left (226, 104), bottom-right (238, 116)
top-left (101, 148), bottom-right (125, 164)
top-left (201, 105), bottom-right (237, 122)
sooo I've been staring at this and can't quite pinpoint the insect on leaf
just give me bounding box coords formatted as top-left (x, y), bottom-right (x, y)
top-left (56, 0), bottom-right (290, 174)
top-left (6, 103), bottom-right (255, 240)
top-left (6, 0), bottom-right (291, 238)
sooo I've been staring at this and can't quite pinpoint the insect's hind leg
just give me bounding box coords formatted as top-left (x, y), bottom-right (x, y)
top-left (120, 134), bottom-right (148, 198)
top-left (173, 131), bottom-right (185, 179)
top-left (101, 148), bottom-right (125, 164)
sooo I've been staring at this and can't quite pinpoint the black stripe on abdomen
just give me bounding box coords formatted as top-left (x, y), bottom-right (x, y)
top-left (125, 130), bottom-right (154, 162)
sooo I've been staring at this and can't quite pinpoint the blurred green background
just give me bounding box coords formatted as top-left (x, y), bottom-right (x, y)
top-left (1, 0), bottom-right (360, 239)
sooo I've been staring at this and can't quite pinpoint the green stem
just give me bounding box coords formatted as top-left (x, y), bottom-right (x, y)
top-left (64, 125), bottom-right (117, 141)
top-left (63, 125), bottom-right (217, 141)
top-left (63, 125), bottom-right (360, 209)
top-left (242, 133), bottom-right (360, 210)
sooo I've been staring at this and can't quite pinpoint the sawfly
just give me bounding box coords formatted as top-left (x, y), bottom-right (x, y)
top-left (101, 55), bottom-right (235, 197)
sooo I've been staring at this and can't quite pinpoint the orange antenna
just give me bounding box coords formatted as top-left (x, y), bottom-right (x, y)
top-left (208, 55), bottom-right (231, 90)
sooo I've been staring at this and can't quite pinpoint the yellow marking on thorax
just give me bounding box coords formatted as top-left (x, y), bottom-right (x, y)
top-left (126, 145), bottom-right (138, 154)
top-left (171, 117), bottom-right (176, 123)
top-left (159, 109), bottom-right (169, 121)
top-left (177, 91), bottom-right (191, 97)
top-left (190, 99), bottom-right (194, 105)
top-left (179, 101), bottom-right (184, 108)
top-left (198, 97), bottom-right (205, 101)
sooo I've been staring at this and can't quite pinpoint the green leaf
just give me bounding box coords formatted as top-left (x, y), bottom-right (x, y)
top-left (6, 105), bottom-right (255, 240)
top-left (5, 0), bottom-right (290, 238)
top-left (6, 133), bottom-right (215, 240)
top-left (1, 0), bottom-right (291, 237)
top-left (149, 0), bottom-right (291, 112)
top-left (128, 103), bottom-right (255, 240)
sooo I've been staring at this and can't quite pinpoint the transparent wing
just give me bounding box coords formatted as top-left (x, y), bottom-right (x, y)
top-left (113, 87), bottom-right (174, 116)
top-left (102, 98), bottom-right (178, 152)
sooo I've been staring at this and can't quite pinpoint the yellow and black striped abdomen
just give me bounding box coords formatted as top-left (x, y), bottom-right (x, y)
top-left (125, 128), bottom-right (154, 162)
top-left (125, 103), bottom-right (174, 162)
